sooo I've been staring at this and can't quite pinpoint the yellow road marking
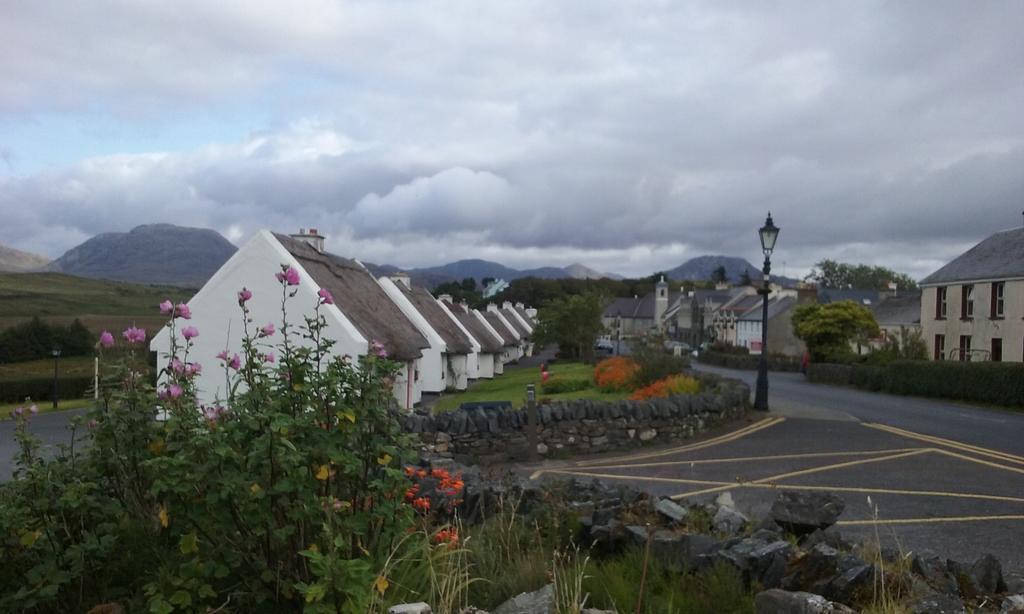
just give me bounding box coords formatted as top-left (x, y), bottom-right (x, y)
top-left (670, 448), bottom-right (934, 500)
top-left (863, 423), bottom-right (1024, 466)
top-left (715, 482), bottom-right (1024, 505)
top-left (574, 448), bottom-right (924, 472)
top-left (931, 448), bottom-right (1024, 477)
top-left (540, 469), bottom-right (732, 487)
top-left (838, 515), bottom-right (1024, 526)
top-left (573, 416), bottom-right (785, 467)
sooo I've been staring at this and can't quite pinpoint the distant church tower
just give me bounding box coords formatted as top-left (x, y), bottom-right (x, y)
top-left (654, 275), bottom-right (668, 329)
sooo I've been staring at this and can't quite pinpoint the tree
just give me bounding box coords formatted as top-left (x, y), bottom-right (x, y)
top-left (531, 292), bottom-right (605, 361)
top-left (791, 300), bottom-right (880, 361)
top-left (460, 277), bottom-right (476, 292)
top-left (739, 270), bottom-right (753, 286)
top-left (711, 266), bottom-right (728, 284)
top-left (805, 259), bottom-right (918, 291)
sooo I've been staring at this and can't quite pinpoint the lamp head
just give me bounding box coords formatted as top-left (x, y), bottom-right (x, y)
top-left (759, 213), bottom-right (779, 256)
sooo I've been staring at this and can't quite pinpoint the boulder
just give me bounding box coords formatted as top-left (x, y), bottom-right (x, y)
top-left (911, 553), bottom-right (958, 595)
top-left (714, 504), bottom-right (748, 535)
top-left (770, 492), bottom-right (845, 536)
top-left (1001, 595), bottom-right (1024, 614)
top-left (782, 543), bottom-right (840, 593)
top-left (654, 498), bottom-right (689, 523)
top-left (969, 553), bottom-right (1007, 595)
top-left (716, 537), bottom-right (793, 588)
top-left (754, 589), bottom-right (856, 614)
top-left (907, 593), bottom-right (966, 614)
top-left (824, 564), bottom-right (874, 604)
top-left (389, 604), bottom-right (432, 614)
top-left (493, 584), bottom-right (554, 614)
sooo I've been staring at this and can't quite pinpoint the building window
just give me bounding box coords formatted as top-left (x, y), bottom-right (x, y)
top-left (959, 335), bottom-right (971, 361)
top-left (991, 282), bottom-right (1005, 319)
top-left (961, 285), bottom-right (974, 319)
top-left (935, 286), bottom-right (947, 319)
top-left (991, 338), bottom-right (1002, 362)
top-left (934, 334), bottom-right (945, 361)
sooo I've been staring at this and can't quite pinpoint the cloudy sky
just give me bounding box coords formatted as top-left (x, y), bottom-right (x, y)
top-left (1, 1), bottom-right (1022, 279)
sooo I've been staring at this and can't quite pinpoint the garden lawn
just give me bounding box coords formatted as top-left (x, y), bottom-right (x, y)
top-left (1, 397), bottom-right (93, 418)
top-left (432, 361), bottom-right (629, 413)
top-left (0, 355), bottom-right (97, 381)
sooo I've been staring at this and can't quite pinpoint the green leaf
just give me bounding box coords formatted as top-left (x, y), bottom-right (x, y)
top-left (169, 590), bottom-right (192, 607)
top-left (149, 598), bottom-right (174, 614)
top-left (179, 531), bottom-right (199, 555)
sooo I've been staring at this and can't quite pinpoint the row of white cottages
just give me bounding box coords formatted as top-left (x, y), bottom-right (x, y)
top-left (150, 230), bottom-right (536, 409)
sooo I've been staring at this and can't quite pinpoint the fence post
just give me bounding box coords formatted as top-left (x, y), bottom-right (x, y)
top-left (526, 384), bottom-right (538, 461)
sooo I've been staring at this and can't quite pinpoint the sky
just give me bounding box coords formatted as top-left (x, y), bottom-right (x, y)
top-left (1, 1), bottom-right (1022, 280)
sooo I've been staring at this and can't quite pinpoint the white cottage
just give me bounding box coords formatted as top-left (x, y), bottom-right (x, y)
top-left (440, 299), bottom-right (503, 379)
top-left (150, 230), bottom-right (431, 410)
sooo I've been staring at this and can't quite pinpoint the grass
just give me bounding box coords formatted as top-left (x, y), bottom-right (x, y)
top-left (432, 362), bottom-right (630, 413)
top-left (0, 272), bottom-right (193, 333)
top-left (1, 397), bottom-right (93, 418)
top-left (0, 355), bottom-right (98, 381)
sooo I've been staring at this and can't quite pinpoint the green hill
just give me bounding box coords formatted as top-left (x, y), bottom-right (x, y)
top-left (0, 272), bottom-right (194, 335)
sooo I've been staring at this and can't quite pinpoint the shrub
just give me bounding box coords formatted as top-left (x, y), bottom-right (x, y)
top-left (0, 376), bottom-right (94, 403)
top-left (594, 356), bottom-right (639, 392)
top-left (699, 350), bottom-right (802, 372)
top-left (540, 378), bottom-right (591, 395)
top-left (630, 374), bottom-right (701, 400)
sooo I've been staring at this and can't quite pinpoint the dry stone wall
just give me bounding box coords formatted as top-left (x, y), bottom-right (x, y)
top-left (401, 373), bottom-right (751, 464)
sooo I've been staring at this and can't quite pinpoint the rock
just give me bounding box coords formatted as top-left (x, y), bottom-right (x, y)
top-left (1007, 575), bottom-right (1024, 594)
top-left (907, 593), bottom-right (966, 614)
top-left (715, 491), bottom-right (736, 509)
top-left (493, 584), bottom-right (554, 614)
top-left (654, 498), bottom-right (689, 523)
top-left (969, 553), bottom-right (1007, 595)
top-left (536, 442), bottom-right (549, 455)
top-left (713, 504), bottom-right (748, 535)
top-left (782, 543), bottom-right (840, 593)
top-left (798, 527), bottom-right (847, 551)
top-left (1001, 595), bottom-right (1024, 614)
top-left (638, 428), bottom-right (657, 441)
top-left (389, 604), bottom-right (432, 614)
top-left (459, 609), bottom-right (489, 614)
top-left (754, 589), bottom-right (856, 614)
top-left (824, 564), bottom-right (874, 604)
top-left (716, 537), bottom-right (793, 588)
top-left (911, 553), bottom-right (958, 595)
top-left (770, 492), bottom-right (845, 536)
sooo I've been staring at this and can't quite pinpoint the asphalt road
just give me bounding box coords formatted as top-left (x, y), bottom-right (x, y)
top-left (693, 362), bottom-right (1024, 456)
top-left (0, 408), bottom-right (88, 480)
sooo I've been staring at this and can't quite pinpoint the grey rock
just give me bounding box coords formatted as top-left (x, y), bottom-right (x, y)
top-left (782, 543), bottom-right (839, 592)
top-left (911, 553), bottom-right (958, 595)
top-left (754, 589), bottom-right (856, 614)
top-left (1001, 595), bottom-right (1024, 614)
top-left (655, 498), bottom-right (689, 523)
top-left (713, 504), bottom-right (748, 535)
top-left (770, 492), bottom-right (845, 536)
top-left (389, 604), bottom-right (432, 614)
top-left (715, 491), bottom-right (736, 509)
top-left (824, 564), bottom-right (874, 604)
top-left (970, 553), bottom-right (1007, 595)
top-left (908, 593), bottom-right (966, 614)
top-left (798, 527), bottom-right (847, 551)
top-left (1007, 575), bottom-right (1024, 594)
top-left (493, 584), bottom-right (554, 614)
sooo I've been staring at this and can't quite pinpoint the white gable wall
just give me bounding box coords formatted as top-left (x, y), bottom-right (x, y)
top-left (150, 230), bottom-right (367, 405)
top-left (436, 299), bottom-right (482, 381)
top-left (378, 277), bottom-right (446, 393)
top-left (473, 310), bottom-right (510, 370)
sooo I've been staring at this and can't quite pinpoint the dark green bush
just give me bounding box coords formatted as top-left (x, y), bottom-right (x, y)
top-left (0, 376), bottom-right (94, 403)
top-left (540, 378), bottom-right (591, 394)
top-left (809, 360), bottom-right (1024, 407)
top-left (699, 350), bottom-right (802, 372)
top-left (630, 334), bottom-right (690, 387)
top-left (0, 317), bottom-right (95, 362)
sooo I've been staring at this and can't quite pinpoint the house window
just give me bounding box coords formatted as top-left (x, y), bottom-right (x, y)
top-left (935, 287), bottom-right (947, 319)
top-left (991, 338), bottom-right (1002, 362)
top-left (934, 334), bottom-right (945, 361)
top-left (959, 335), bottom-right (971, 361)
top-left (991, 282), bottom-right (1005, 319)
top-left (961, 285), bottom-right (974, 319)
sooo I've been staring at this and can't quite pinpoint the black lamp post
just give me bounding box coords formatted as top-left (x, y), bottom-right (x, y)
top-left (51, 347), bottom-right (62, 409)
top-left (754, 213), bottom-right (779, 411)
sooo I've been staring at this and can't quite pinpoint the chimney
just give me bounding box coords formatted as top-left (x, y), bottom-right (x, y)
top-left (502, 300), bottom-right (513, 310)
top-left (438, 293), bottom-right (453, 303)
top-left (390, 272), bottom-right (411, 289)
top-left (515, 302), bottom-right (525, 309)
top-left (290, 227), bottom-right (325, 253)
top-left (487, 303), bottom-right (499, 313)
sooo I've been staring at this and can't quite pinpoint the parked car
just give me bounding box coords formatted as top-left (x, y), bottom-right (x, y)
top-left (594, 338), bottom-right (615, 353)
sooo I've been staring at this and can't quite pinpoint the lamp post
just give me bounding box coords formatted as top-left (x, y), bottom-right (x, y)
top-left (526, 383), bottom-right (538, 461)
top-left (51, 347), bottom-right (62, 410)
top-left (754, 213), bottom-right (779, 411)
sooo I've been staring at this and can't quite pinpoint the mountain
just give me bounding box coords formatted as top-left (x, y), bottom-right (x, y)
top-left (0, 243), bottom-right (49, 272)
top-left (562, 263), bottom-right (622, 280)
top-left (49, 223), bottom-right (237, 287)
top-left (665, 255), bottom-right (799, 287)
top-left (387, 259), bottom-right (624, 288)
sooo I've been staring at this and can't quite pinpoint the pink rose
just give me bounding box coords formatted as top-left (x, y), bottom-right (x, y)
top-left (181, 326), bottom-right (199, 340)
top-left (265, 352), bottom-right (276, 364)
top-left (260, 323), bottom-right (275, 337)
top-left (228, 354), bottom-right (241, 370)
top-left (318, 288), bottom-right (334, 305)
top-left (175, 303), bottom-right (192, 320)
top-left (159, 299), bottom-right (174, 315)
top-left (187, 363), bottom-right (202, 376)
top-left (216, 350), bottom-right (229, 361)
top-left (276, 266), bottom-right (300, 286)
top-left (171, 358), bottom-right (185, 373)
top-left (122, 327), bottom-right (146, 344)
top-left (99, 331), bottom-right (114, 348)
top-left (370, 340), bottom-right (388, 358)
top-left (237, 287), bottom-right (253, 305)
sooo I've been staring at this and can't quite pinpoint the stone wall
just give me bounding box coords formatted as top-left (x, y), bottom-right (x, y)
top-left (402, 373), bottom-right (751, 464)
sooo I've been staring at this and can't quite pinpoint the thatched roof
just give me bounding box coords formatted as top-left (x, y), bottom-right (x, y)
top-left (444, 302), bottom-right (504, 353)
top-left (394, 284), bottom-right (474, 355)
top-left (501, 307), bottom-right (531, 337)
top-left (514, 305), bottom-right (534, 326)
top-left (483, 311), bottom-right (518, 346)
top-left (275, 234), bottom-right (429, 362)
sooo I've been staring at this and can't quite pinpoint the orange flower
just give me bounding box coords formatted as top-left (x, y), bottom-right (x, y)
top-left (629, 375), bottom-right (700, 400)
top-left (412, 497), bottom-right (431, 512)
top-left (594, 356), bottom-right (640, 392)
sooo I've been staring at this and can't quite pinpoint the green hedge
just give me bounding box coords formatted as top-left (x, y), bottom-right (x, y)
top-left (0, 376), bottom-right (94, 403)
top-left (541, 378), bottom-right (592, 394)
top-left (699, 350), bottom-right (803, 372)
top-left (808, 360), bottom-right (1024, 407)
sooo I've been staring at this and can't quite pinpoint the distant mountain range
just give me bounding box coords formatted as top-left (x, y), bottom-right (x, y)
top-left (48, 224), bottom-right (237, 287)
top-left (363, 259), bottom-right (622, 289)
top-left (664, 255), bottom-right (800, 288)
top-left (0, 243), bottom-right (49, 273)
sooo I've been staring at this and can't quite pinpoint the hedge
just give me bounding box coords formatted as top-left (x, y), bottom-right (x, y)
top-left (0, 376), bottom-right (94, 404)
top-left (807, 360), bottom-right (1024, 407)
top-left (699, 350), bottom-right (803, 373)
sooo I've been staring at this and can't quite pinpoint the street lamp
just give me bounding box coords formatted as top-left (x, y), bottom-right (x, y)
top-left (51, 347), bottom-right (62, 410)
top-left (754, 213), bottom-right (779, 411)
